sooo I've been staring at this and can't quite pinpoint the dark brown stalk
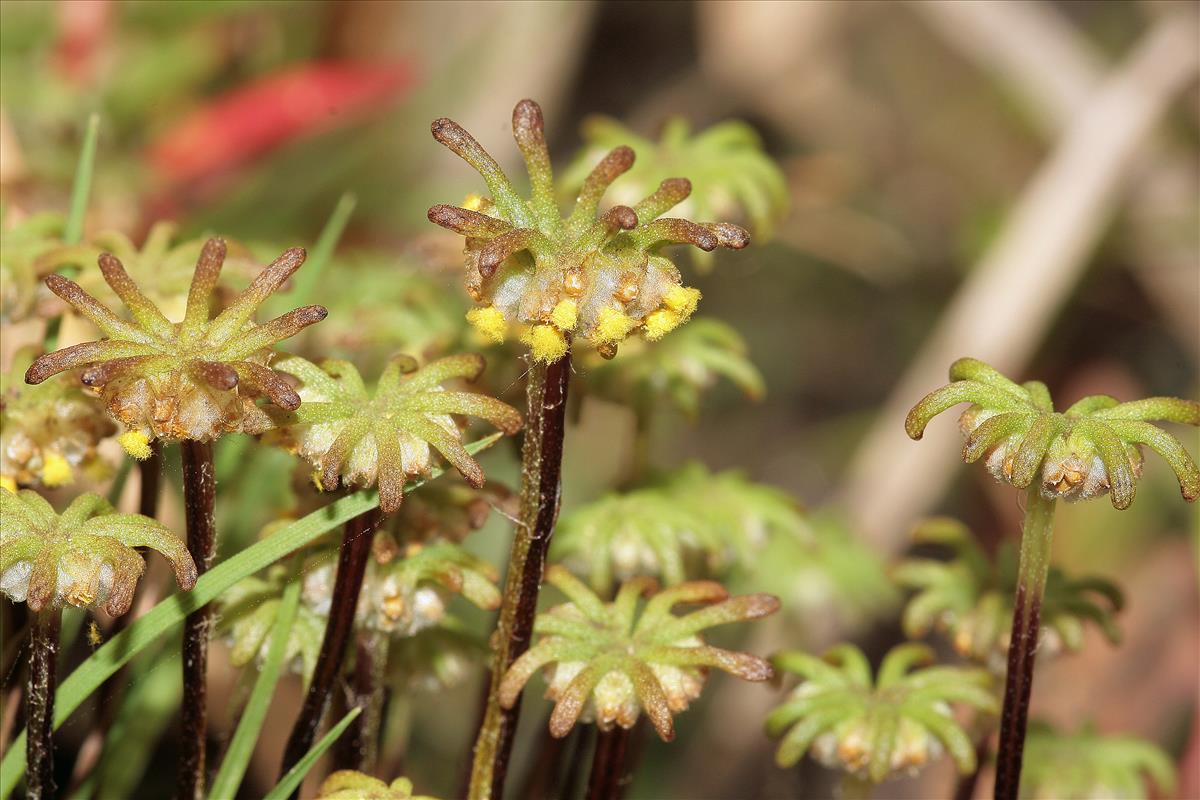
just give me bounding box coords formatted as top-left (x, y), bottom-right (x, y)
top-left (26, 607), bottom-right (61, 800)
top-left (993, 487), bottom-right (1055, 800)
top-left (468, 352), bottom-right (571, 800)
top-left (179, 439), bottom-right (216, 800)
top-left (138, 440), bottom-right (163, 518)
top-left (334, 629), bottom-right (387, 772)
top-left (561, 725), bottom-right (595, 800)
top-left (516, 711), bottom-right (570, 800)
top-left (279, 506), bottom-right (382, 792)
top-left (585, 726), bottom-right (632, 800)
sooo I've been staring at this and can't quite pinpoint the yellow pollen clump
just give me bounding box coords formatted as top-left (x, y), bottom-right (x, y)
top-left (466, 307), bottom-right (508, 344)
top-left (663, 286), bottom-right (701, 318)
top-left (462, 194), bottom-right (486, 211)
top-left (311, 470), bottom-right (326, 492)
top-left (550, 299), bottom-right (578, 331)
top-left (1, 475), bottom-right (18, 494)
top-left (643, 309), bottom-right (682, 341)
top-left (593, 307), bottom-right (638, 344)
top-left (41, 452), bottom-right (74, 487)
top-left (522, 325), bottom-right (569, 363)
top-left (117, 431), bottom-right (154, 461)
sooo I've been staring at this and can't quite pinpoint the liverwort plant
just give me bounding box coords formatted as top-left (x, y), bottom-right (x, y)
top-left (1020, 722), bottom-right (1176, 800)
top-left (249, 353), bottom-right (520, 782)
top-left (499, 567), bottom-right (778, 800)
top-left (317, 770), bottom-right (441, 800)
top-left (561, 115), bottom-right (789, 270)
top-left (904, 357), bottom-right (1199, 800)
top-left (25, 239), bottom-right (327, 799)
top-left (1, 347), bottom-right (115, 491)
top-left (893, 517), bottom-right (1123, 673)
top-left (0, 489), bottom-right (196, 799)
top-left (427, 98), bottom-right (750, 799)
top-left (766, 643), bottom-right (997, 800)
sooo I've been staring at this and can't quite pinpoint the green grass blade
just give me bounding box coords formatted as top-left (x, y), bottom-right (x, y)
top-left (0, 433), bottom-right (501, 799)
top-left (95, 639), bottom-right (182, 800)
top-left (289, 192), bottom-right (356, 307)
top-left (105, 459), bottom-right (133, 506)
top-left (209, 559), bottom-right (303, 799)
top-left (263, 707), bottom-right (361, 800)
top-left (44, 113), bottom-right (101, 351)
top-left (64, 113), bottom-right (100, 246)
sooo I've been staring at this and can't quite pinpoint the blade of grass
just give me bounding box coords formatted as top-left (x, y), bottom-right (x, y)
top-left (94, 639), bottom-right (181, 800)
top-left (64, 113), bottom-right (100, 246)
top-left (45, 113), bottom-right (100, 352)
top-left (264, 708), bottom-right (361, 800)
top-left (105, 460), bottom-right (133, 507)
top-left (0, 433), bottom-right (501, 799)
top-left (208, 559), bottom-right (304, 799)
top-left (288, 192), bottom-right (356, 308)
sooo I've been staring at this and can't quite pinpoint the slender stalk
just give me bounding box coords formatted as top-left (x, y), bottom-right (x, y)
top-left (585, 726), bottom-right (632, 800)
top-left (279, 506), bottom-right (382, 792)
top-left (994, 486), bottom-right (1056, 800)
top-left (179, 439), bottom-right (217, 800)
top-left (378, 693), bottom-right (411, 780)
top-left (625, 392), bottom-right (653, 488)
top-left (468, 352), bottom-right (571, 800)
top-left (334, 628), bottom-right (388, 772)
top-left (516, 710), bottom-right (570, 800)
top-left (138, 440), bottom-right (163, 518)
top-left (562, 725), bottom-right (595, 800)
top-left (26, 607), bottom-right (61, 800)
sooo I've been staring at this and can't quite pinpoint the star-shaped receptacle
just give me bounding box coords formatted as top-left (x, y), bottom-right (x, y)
top-left (26, 238), bottom-right (327, 443)
top-left (766, 643), bottom-right (997, 782)
top-left (906, 357), bottom-right (1199, 509)
top-left (499, 566), bottom-right (778, 741)
top-left (428, 99), bottom-right (749, 362)
top-left (255, 353), bottom-right (521, 514)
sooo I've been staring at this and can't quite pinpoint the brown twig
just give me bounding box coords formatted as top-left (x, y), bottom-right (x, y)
top-left (334, 628), bottom-right (388, 772)
top-left (993, 487), bottom-right (1056, 800)
top-left (585, 726), bottom-right (632, 800)
top-left (179, 439), bottom-right (216, 800)
top-left (516, 710), bottom-right (570, 800)
top-left (467, 352), bottom-right (571, 800)
top-left (26, 607), bottom-right (61, 800)
top-left (279, 506), bottom-right (382, 792)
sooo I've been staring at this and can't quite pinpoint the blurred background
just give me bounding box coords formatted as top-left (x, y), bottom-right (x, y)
top-left (1, 1), bottom-right (1197, 798)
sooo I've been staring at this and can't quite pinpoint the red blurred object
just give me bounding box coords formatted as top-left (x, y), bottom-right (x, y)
top-left (55, 0), bottom-right (113, 85)
top-left (148, 61), bottom-right (411, 184)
